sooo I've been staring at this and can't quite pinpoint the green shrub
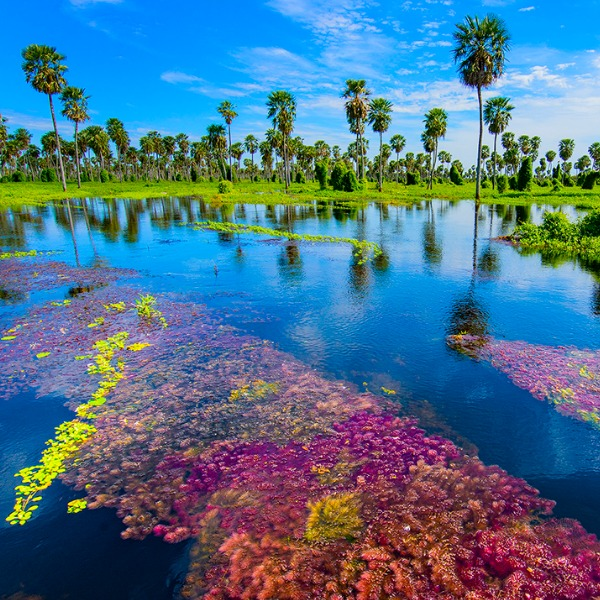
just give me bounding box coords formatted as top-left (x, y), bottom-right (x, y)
top-left (508, 175), bottom-right (518, 191)
top-left (481, 180), bottom-right (491, 189)
top-left (100, 169), bottom-right (110, 183)
top-left (563, 175), bottom-right (575, 187)
top-left (582, 171), bottom-right (599, 190)
top-left (315, 161), bottom-right (328, 190)
top-left (197, 176), bottom-right (206, 183)
top-left (0, 175), bottom-right (9, 183)
top-left (271, 173), bottom-right (278, 183)
top-left (190, 166), bottom-right (198, 182)
top-left (342, 169), bottom-right (360, 192)
top-left (217, 179), bottom-right (233, 194)
top-left (406, 171), bottom-right (420, 186)
top-left (449, 164), bottom-right (463, 185)
top-left (496, 174), bottom-right (508, 193)
top-left (517, 156), bottom-right (533, 192)
top-left (579, 209), bottom-right (600, 237)
top-left (253, 175), bottom-right (261, 182)
top-left (11, 171), bottom-right (26, 182)
top-left (40, 168), bottom-right (58, 183)
top-left (330, 161), bottom-right (348, 191)
top-left (540, 211), bottom-right (576, 242)
top-left (295, 170), bottom-right (306, 184)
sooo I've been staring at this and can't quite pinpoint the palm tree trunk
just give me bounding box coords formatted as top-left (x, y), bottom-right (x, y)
top-left (476, 85), bottom-right (483, 201)
top-left (378, 132), bottom-right (383, 192)
top-left (74, 122), bottom-right (82, 189)
top-left (283, 136), bottom-right (289, 191)
top-left (492, 133), bottom-right (498, 190)
top-left (355, 132), bottom-right (360, 177)
top-left (227, 124), bottom-right (233, 182)
top-left (49, 94), bottom-right (67, 191)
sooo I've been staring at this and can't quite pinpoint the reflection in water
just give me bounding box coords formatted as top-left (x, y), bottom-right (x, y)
top-left (422, 203), bottom-right (442, 268)
top-left (348, 256), bottom-right (371, 299)
top-left (278, 240), bottom-right (302, 283)
top-left (478, 245), bottom-right (500, 276)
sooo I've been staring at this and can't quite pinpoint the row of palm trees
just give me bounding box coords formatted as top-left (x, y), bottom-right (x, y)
top-left (4, 17), bottom-right (598, 193)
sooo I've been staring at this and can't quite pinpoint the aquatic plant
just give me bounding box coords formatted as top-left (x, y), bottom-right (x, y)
top-left (305, 492), bottom-right (363, 542)
top-left (6, 420), bottom-right (97, 525)
top-left (449, 334), bottom-right (600, 428)
top-left (134, 293), bottom-right (168, 328)
top-left (193, 220), bottom-right (383, 264)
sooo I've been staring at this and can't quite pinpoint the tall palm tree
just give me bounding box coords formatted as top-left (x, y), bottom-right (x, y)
top-left (243, 134), bottom-right (258, 177)
top-left (60, 86), bottom-right (90, 188)
top-left (483, 96), bottom-right (513, 189)
top-left (266, 90), bottom-right (296, 191)
top-left (423, 108), bottom-right (448, 189)
top-left (106, 118), bottom-right (129, 182)
top-left (453, 15), bottom-right (510, 200)
top-left (389, 134), bottom-right (406, 183)
top-left (558, 139), bottom-right (575, 176)
top-left (217, 101), bottom-right (238, 181)
top-left (589, 142), bottom-right (600, 171)
top-left (22, 44), bottom-right (69, 190)
top-left (342, 79), bottom-right (371, 179)
top-left (367, 98), bottom-right (393, 192)
top-left (545, 150), bottom-right (557, 177)
top-left (207, 124), bottom-right (227, 179)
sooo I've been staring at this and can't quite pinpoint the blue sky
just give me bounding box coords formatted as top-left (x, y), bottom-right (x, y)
top-left (2, 0), bottom-right (599, 167)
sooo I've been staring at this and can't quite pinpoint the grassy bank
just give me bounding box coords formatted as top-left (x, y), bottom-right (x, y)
top-left (1, 179), bottom-right (599, 210)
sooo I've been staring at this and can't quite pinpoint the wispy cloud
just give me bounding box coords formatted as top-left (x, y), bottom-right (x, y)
top-left (70, 0), bottom-right (123, 6)
top-left (503, 65), bottom-right (569, 89)
top-left (161, 71), bottom-right (204, 85)
top-left (518, 5), bottom-right (535, 11)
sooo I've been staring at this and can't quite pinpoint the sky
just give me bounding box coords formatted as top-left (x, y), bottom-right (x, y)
top-left (2, 0), bottom-right (599, 168)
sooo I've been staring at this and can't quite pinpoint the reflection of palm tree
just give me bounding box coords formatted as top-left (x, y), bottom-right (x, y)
top-left (422, 207), bottom-right (443, 267)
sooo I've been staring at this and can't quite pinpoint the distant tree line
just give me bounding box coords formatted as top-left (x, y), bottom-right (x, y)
top-left (2, 23), bottom-right (599, 194)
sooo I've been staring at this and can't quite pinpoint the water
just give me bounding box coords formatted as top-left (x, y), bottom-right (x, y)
top-left (0, 197), bottom-right (599, 598)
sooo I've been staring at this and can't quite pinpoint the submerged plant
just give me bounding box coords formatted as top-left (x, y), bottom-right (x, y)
top-left (305, 492), bottom-right (363, 542)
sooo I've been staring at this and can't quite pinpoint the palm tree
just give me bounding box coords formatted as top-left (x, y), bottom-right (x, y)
top-left (422, 108), bottom-right (448, 189)
top-left (367, 98), bottom-right (393, 192)
top-left (483, 96), bottom-right (513, 189)
top-left (588, 142), bottom-right (600, 171)
top-left (342, 79), bottom-right (371, 180)
top-left (60, 86), bottom-right (90, 188)
top-left (22, 44), bottom-right (69, 190)
top-left (453, 15), bottom-right (510, 200)
top-left (207, 124), bottom-right (227, 179)
top-left (558, 139), bottom-right (575, 178)
top-left (243, 134), bottom-right (258, 179)
top-left (217, 101), bottom-right (238, 181)
top-left (545, 150), bottom-right (556, 177)
top-left (389, 134), bottom-right (406, 183)
top-left (106, 118), bottom-right (129, 182)
top-left (266, 90), bottom-right (296, 191)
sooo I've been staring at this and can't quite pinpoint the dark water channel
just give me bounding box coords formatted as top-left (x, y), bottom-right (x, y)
top-left (0, 196), bottom-right (599, 598)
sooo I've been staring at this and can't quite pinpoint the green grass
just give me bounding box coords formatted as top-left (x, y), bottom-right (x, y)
top-left (1, 179), bottom-right (599, 210)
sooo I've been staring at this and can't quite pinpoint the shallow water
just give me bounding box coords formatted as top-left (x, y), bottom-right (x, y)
top-left (0, 197), bottom-right (599, 598)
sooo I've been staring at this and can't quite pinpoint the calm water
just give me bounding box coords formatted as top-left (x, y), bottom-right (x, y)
top-left (1, 197), bottom-right (599, 598)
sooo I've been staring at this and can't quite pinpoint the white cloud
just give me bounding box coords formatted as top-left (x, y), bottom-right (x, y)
top-left (0, 110), bottom-right (71, 135)
top-left (503, 65), bottom-right (568, 89)
top-left (518, 6), bottom-right (535, 11)
top-left (160, 71), bottom-right (204, 85)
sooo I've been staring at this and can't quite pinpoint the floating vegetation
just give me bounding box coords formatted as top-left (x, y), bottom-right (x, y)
top-left (508, 208), bottom-right (600, 262)
top-left (193, 220), bottom-right (383, 264)
top-left (0, 250), bottom-right (39, 260)
top-left (134, 294), bottom-right (168, 328)
top-left (449, 334), bottom-right (600, 428)
top-left (2, 253), bottom-right (600, 597)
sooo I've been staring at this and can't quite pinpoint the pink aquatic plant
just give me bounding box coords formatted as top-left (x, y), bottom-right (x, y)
top-left (449, 334), bottom-right (600, 428)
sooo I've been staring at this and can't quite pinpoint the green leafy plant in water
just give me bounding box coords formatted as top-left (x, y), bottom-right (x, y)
top-left (7, 330), bottom-right (138, 525)
top-left (67, 498), bottom-right (87, 514)
top-left (193, 221), bottom-right (383, 265)
top-left (304, 492), bottom-right (363, 542)
top-left (0, 249), bottom-right (38, 260)
top-left (134, 294), bottom-right (168, 328)
top-left (228, 379), bottom-right (279, 402)
top-left (87, 316), bottom-right (105, 328)
top-left (6, 420), bottom-right (97, 525)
